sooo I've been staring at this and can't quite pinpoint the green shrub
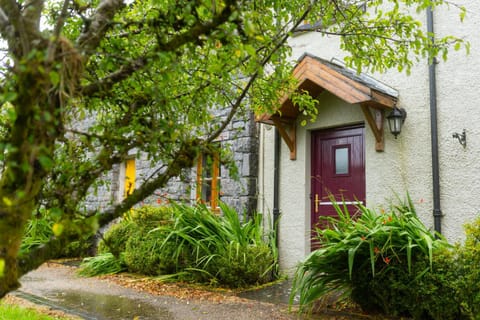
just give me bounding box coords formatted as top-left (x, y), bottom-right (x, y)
top-left (97, 221), bottom-right (136, 256)
top-left (123, 228), bottom-right (183, 275)
top-left (411, 250), bottom-right (464, 320)
top-left (61, 234), bottom-right (96, 258)
top-left (98, 205), bottom-right (173, 256)
top-left (353, 248), bottom-right (464, 319)
top-left (363, 215), bottom-right (480, 320)
top-left (86, 203), bottom-right (277, 288)
top-left (126, 205), bottom-right (173, 228)
top-left (291, 196), bottom-right (452, 318)
top-left (207, 243), bottom-right (274, 287)
top-left (455, 217), bottom-right (480, 318)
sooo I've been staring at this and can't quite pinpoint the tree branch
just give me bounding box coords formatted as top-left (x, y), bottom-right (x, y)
top-left (0, 7), bottom-right (14, 41)
top-left (96, 140), bottom-right (199, 226)
top-left (40, 98), bottom-right (147, 211)
top-left (22, 0), bottom-right (44, 31)
top-left (81, 56), bottom-right (149, 97)
top-left (0, 0), bottom-right (30, 54)
top-left (156, 0), bottom-right (236, 51)
top-left (76, 0), bottom-right (125, 55)
top-left (81, 0), bottom-right (237, 98)
top-left (207, 4), bottom-right (313, 143)
top-left (46, 0), bottom-right (70, 63)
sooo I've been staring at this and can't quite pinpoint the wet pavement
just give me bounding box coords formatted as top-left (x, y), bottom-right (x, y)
top-left (16, 263), bottom-right (302, 320)
top-left (16, 289), bottom-right (170, 320)
top-left (238, 279), bottom-right (298, 305)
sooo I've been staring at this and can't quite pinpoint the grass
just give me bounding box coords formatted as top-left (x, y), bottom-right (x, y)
top-left (0, 303), bottom-right (64, 320)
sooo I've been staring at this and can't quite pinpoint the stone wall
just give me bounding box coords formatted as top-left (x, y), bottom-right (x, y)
top-left (219, 112), bottom-right (259, 214)
top-left (83, 111), bottom-right (259, 215)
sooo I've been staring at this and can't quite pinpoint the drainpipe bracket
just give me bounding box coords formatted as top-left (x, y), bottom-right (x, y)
top-left (432, 208), bottom-right (443, 217)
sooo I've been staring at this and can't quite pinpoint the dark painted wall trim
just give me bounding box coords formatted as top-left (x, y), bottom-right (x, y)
top-left (273, 128), bottom-right (281, 248)
top-left (427, 7), bottom-right (443, 234)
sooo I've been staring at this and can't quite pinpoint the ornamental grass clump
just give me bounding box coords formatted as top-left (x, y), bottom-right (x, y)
top-left (20, 212), bottom-right (54, 254)
top-left (291, 196), bottom-right (452, 318)
top-left (154, 202), bottom-right (278, 287)
top-left (78, 253), bottom-right (127, 277)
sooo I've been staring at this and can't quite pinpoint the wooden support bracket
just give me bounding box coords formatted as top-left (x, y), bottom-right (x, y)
top-left (272, 118), bottom-right (296, 160)
top-left (361, 104), bottom-right (385, 152)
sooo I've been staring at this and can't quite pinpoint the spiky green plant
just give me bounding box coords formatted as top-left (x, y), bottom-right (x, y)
top-left (154, 202), bottom-right (278, 287)
top-left (20, 215), bottom-right (54, 254)
top-left (78, 253), bottom-right (127, 277)
top-left (290, 196), bottom-right (450, 314)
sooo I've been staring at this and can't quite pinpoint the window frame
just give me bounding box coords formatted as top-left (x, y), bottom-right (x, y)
top-left (196, 152), bottom-right (220, 211)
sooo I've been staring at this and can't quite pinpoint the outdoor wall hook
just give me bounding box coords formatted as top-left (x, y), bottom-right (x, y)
top-left (452, 129), bottom-right (466, 148)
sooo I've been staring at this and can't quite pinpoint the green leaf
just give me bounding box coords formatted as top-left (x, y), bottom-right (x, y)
top-left (2, 92), bottom-right (17, 103)
top-left (5, 106), bottom-right (16, 122)
top-left (38, 155), bottom-right (54, 169)
top-left (0, 259), bottom-right (4, 277)
top-left (244, 19), bottom-right (257, 36)
top-left (49, 207), bottom-right (63, 221)
top-left (49, 71), bottom-right (60, 86)
top-left (2, 197), bottom-right (12, 207)
top-left (459, 7), bottom-right (466, 22)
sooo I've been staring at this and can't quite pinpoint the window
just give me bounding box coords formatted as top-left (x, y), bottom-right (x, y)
top-left (196, 152), bottom-right (220, 211)
top-left (124, 158), bottom-right (136, 198)
top-left (334, 146), bottom-right (349, 175)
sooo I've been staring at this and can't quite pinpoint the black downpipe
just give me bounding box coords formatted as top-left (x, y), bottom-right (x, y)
top-left (273, 128), bottom-right (281, 248)
top-left (427, 7), bottom-right (442, 234)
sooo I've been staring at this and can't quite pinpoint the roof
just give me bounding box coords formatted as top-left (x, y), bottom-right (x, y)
top-left (309, 54), bottom-right (399, 98)
top-left (257, 53), bottom-right (398, 125)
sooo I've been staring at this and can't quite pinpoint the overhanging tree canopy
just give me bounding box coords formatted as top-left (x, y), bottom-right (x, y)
top-left (0, 0), bottom-right (466, 298)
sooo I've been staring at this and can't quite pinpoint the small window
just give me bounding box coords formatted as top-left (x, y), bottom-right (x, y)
top-left (196, 152), bottom-right (221, 211)
top-left (124, 158), bottom-right (136, 197)
top-left (335, 146), bottom-right (349, 175)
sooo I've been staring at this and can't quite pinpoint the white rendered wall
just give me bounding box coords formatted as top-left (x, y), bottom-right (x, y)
top-left (258, 2), bottom-right (480, 271)
top-left (426, 1), bottom-right (480, 242)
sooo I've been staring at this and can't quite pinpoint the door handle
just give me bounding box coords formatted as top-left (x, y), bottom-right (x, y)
top-left (314, 194), bottom-right (320, 213)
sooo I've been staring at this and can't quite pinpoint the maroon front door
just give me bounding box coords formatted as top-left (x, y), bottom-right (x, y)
top-left (311, 126), bottom-right (365, 245)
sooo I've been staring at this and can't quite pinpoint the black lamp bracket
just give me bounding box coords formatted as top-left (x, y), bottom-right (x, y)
top-left (452, 129), bottom-right (466, 148)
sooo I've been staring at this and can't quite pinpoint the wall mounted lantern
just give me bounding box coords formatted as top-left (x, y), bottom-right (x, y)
top-left (387, 107), bottom-right (407, 139)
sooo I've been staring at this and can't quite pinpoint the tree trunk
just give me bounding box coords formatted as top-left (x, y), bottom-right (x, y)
top-left (0, 204), bottom-right (34, 298)
top-left (0, 51), bottom-right (59, 298)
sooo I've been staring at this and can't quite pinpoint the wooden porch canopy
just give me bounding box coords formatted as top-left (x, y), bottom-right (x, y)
top-left (256, 53), bottom-right (399, 159)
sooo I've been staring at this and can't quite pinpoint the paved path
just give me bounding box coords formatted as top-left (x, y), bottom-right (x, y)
top-left (16, 263), bottom-right (304, 320)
